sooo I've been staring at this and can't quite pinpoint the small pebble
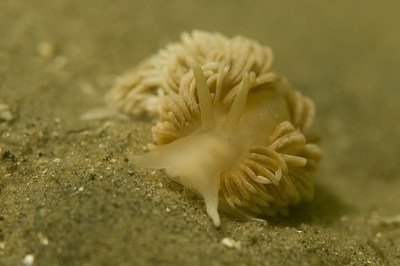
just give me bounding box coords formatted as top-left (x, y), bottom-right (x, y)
top-left (37, 42), bottom-right (56, 57)
top-left (0, 103), bottom-right (13, 122)
top-left (23, 254), bottom-right (35, 266)
top-left (38, 232), bottom-right (49, 246)
top-left (307, 247), bottom-right (317, 253)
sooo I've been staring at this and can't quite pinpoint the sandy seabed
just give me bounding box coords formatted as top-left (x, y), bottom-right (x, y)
top-left (1, 1), bottom-right (400, 265)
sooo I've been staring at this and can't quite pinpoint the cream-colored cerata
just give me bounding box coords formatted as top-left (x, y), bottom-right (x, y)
top-left (101, 30), bottom-right (322, 227)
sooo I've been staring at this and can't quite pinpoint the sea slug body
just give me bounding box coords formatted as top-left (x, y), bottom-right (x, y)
top-left (97, 30), bottom-right (322, 227)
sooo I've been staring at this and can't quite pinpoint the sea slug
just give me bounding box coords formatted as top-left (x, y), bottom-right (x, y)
top-left (97, 30), bottom-right (322, 227)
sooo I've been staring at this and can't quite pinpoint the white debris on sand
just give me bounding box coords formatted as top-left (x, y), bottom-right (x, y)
top-left (221, 237), bottom-right (241, 250)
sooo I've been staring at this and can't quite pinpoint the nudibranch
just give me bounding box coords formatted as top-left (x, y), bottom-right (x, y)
top-left (102, 31), bottom-right (322, 227)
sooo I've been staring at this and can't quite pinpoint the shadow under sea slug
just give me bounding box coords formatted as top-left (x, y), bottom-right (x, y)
top-left (92, 30), bottom-right (322, 227)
